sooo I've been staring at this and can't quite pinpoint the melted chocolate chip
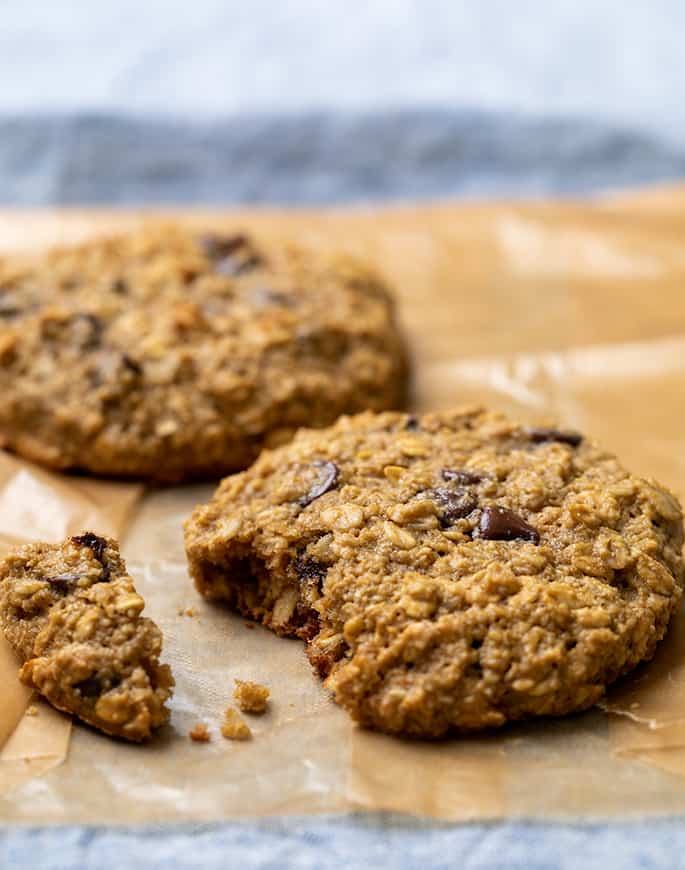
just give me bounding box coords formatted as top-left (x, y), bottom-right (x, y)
top-left (199, 233), bottom-right (249, 260)
top-left (121, 354), bottom-right (143, 376)
top-left (74, 674), bottom-right (121, 699)
top-left (429, 487), bottom-right (478, 527)
top-left (294, 555), bottom-right (326, 583)
top-left (298, 461), bottom-right (339, 508)
top-left (72, 532), bottom-right (107, 559)
top-left (441, 468), bottom-right (484, 485)
top-left (405, 415), bottom-right (420, 431)
top-left (45, 572), bottom-right (83, 595)
top-left (73, 677), bottom-right (102, 698)
top-left (0, 299), bottom-right (20, 318)
top-left (111, 278), bottom-right (129, 295)
top-left (70, 532), bottom-right (110, 581)
top-left (526, 427), bottom-right (583, 447)
top-left (477, 507), bottom-right (540, 544)
top-left (294, 554), bottom-right (328, 593)
top-left (199, 233), bottom-right (264, 276)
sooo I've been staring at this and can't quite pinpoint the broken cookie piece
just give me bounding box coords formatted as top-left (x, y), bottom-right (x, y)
top-left (0, 532), bottom-right (174, 742)
top-left (233, 679), bottom-right (269, 714)
top-left (221, 707), bottom-right (251, 740)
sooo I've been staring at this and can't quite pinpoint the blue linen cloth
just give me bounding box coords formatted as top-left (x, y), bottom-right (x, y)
top-left (0, 110), bottom-right (683, 206)
top-left (4, 815), bottom-right (685, 870)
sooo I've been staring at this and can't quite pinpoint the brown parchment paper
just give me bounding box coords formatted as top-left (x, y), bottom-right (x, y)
top-left (0, 451), bottom-right (142, 796)
top-left (2, 189), bottom-right (685, 822)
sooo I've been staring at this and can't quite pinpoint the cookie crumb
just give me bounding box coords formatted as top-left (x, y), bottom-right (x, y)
top-left (177, 606), bottom-right (197, 617)
top-left (221, 708), bottom-right (251, 740)
top-left (189, 723), bottom-right (211, 743)
top-left (233, 679), bottom-right (270, 714)
top-left (244, 622), bottom-right (255, 630)
top-left (25, 705), bottom-right (38, 717)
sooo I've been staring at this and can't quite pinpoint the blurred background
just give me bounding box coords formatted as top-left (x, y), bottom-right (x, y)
top-left (1, 0), bottom-right (684, 205)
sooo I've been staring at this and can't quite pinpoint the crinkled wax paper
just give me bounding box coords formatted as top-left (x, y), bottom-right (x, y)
top-left (2, 188), bottom-right (685, 821)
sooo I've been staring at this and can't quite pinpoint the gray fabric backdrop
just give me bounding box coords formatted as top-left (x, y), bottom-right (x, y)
top-left (2, 110), bottom-right (684, 206)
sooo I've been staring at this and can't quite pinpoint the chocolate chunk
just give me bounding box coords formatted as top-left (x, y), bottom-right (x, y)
top-left (441, 468), bottom-right (484, 485)
top-left (121, 354), bottom-right (143, 376)
top-left (426, 487), bottom-right (478, 526)
top-left (199, 233), bottom-right (264, 276)
top-left (46, 572), bottom-right (82, 583)
top-left (45, 572), bottom-right (83, 595)
top-left (294, 554), bottom-right (328, 593)
top-left (73, 676), bottom-right (102, 698)
top-left (0, 297), bottom-right (20, 318)
top-left (526, 427), bottom-right (583, 447)
top-left (110, 278), bottom-right (129, 295)
top-left (74, 674), bottom-right (121, 699)
top-left (298, 461), bottom-right (339, 508)
top-left (405, 415), bottom-right (420, 431)
top-left (477, 507), bottom-right (540, 544)
top-left (71, 532), bottom-right (110, 580)
top-left (199, 233), bottom-right (249, 260)
top-left (71, 532), bottom-right (107, 560)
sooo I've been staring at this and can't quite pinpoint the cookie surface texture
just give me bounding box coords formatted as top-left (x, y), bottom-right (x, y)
top-left (0, 533), bottom-right (174, 741)
top-left (185, 408), bottom-right (684, 736)
top-left (0, 225), bottom-right (407, 481)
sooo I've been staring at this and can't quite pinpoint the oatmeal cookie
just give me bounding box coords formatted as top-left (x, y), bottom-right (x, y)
top-left (0, 225), bottom-right (407, 482)
top-left (0, 533), bottom-right (174, 741)
top-left (184, 407), bottom-right (684, 736)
